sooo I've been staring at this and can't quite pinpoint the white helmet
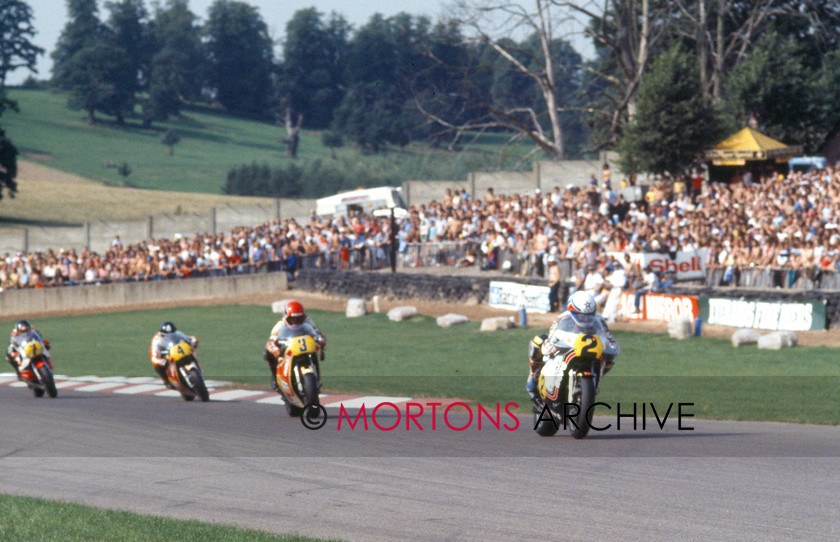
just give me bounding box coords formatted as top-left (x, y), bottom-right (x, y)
top-left (567, 291), bottom-right (597, 329)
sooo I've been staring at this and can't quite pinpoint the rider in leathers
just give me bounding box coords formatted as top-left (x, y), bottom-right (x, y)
top-left (6, 320), bottom-right (53, 380)
top-left (263, 300), bottom-right (326, 391)
top-left (526, 291), bottom-right (619, 400)
top-left (149, 321), bottom-right (199, 389)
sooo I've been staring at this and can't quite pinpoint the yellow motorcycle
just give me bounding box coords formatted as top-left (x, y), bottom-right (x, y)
top-left (163, 340), bottom-right (210, 402)
top-left (535, 325), bottom-right (611, 439)
top-left (273, 326), bottom-right (322, 417)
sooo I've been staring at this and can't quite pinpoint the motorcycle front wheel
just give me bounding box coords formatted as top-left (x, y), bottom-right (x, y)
top-left (568, 377), bottom-right (595, 439)
top-left (189, 368), bottom-right (210, 402)
top-left (37, 364), bottom-right (57, 398)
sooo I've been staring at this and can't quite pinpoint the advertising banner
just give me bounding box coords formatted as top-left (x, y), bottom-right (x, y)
top-left (616, 292), bottom-right (699, 322)
top-left (612, 250), bottom-right (708, 281)
top-left (699, 297), bottom-right (826, 331)
top-left (488, 281), bottom-right (551, 313)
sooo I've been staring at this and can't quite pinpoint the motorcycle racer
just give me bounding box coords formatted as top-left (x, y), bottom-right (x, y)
top-left (263, 300), bottom-right (326, 391)
top-left (149, 321), bottom-right (199, 389)
top-left (6, 320), bottom-right (52, 380)
top-left (525, 291), bottom-right (619, 400)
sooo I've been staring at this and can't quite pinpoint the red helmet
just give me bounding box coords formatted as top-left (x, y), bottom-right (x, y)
top-left (285, 301), bottom-right (305, 325)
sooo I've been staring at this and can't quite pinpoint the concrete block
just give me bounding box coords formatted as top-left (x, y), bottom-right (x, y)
top-left (757, 331), bottom-right (795, 350)
top-left (480, 317), bottom-right (516, 331)
top-left (437, 313), bottom-right (469, 327)
top-left (345, 298), bottom-right (367, 318)
top-left (388, 306), bottom-right (418, 322)
top-left (667, 317), bottom-right (693, 340)
top-left (271, 300), bottom-right (292, 314)
top-left (731, 328), bottom-right (761, 347)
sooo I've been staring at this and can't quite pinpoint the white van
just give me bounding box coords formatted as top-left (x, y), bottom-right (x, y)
top-left (315, 186), bottom-right (408, 217)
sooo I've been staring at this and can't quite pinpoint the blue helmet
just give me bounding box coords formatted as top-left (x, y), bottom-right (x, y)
top-left (160, 321), bottom-right (176, 334)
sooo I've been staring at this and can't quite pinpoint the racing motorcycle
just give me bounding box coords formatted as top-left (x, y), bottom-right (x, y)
top-left (273, 325), bottom-right (322, 417)
top-left (533, 319), bottom-right (615, 439)
top-left (12, 337), bottom-right (57, 398)
top-left (163, 340), bottom-right (210, 402)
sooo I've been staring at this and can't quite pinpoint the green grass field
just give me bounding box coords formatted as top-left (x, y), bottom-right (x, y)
top-left (0, 494), bottom-right (334, 542)
top-left (2, 89), bottom-right (541, 194)
top-left (12, 305), bottom-right (840, 425)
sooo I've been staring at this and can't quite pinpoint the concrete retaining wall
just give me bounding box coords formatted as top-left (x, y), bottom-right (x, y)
top-left (1, 199), bottom-right (317, 254)
top-left (0, 273), bottom-right (288, 318)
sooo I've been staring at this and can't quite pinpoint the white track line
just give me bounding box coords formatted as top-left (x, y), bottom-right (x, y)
top-left (113, 384), bottom-right (166, 394)
top-left (74, 382), bottom-right (129, 393)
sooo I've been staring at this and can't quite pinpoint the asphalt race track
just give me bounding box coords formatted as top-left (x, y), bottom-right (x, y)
top-left (1, 386), bottom-right (838, 541)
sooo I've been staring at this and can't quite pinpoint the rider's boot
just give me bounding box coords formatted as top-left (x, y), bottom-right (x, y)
top-left (7, 357), bottom-right (22, 381)
top-left (264, 350), bottom-right (279, 392)
top-left (155, 365), bottom-right (174, 389)
top-left (525, 374), bottom-right (538, 401)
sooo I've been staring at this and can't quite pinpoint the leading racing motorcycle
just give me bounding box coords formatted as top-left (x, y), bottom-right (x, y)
top-left (533, 317), bottom-right (616, 439)
top-left (10, 336), bottom-right (57, 399)
top-left (273, 324), bottom-right (322, 417)
top-left (162, 339), bottom-right (210, 402)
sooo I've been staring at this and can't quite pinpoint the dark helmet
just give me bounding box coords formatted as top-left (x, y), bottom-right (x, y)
top-left (15, 320), bottom-right (32, 334)
top-left (160, 321), bottom-right (177, 334)
top-left (285, 301), bottom-right (306, 326)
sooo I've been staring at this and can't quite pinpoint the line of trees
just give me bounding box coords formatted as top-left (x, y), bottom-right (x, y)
top-left (3, 0), bottom-right (840, 198)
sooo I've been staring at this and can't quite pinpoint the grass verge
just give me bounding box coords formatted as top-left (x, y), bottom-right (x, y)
top-left (14, 305), bottom-right (840, 425)
top-left (0, 493), bottom-right (334, 542)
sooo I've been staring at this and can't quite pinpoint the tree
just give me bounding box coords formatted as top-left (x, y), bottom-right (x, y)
top-left (52, 0), bottom-right (134, 124)
top-left (105, 0), bottom-right (151, 93)
top-left (52, 0), bottom-right (103, 89)
top-left (280, 8), bottom-right (349, 130)
top-left (0, 0), bottom-right (41, 203)
top-left (333, 13), bottom-right (429, 153)
top-left (162, 129), bottom-right (180, 155)
top-left (64, 41), bottom-right (135, 124)
top-left (204, 0), bottom-right (274, 116)
top-left (0, 127), bottom-right (17, 201)
top-left (617, 46), bottom-right (724, 177)
top-left (426, 0), bottom-right (592, 160)
top-left (144, 0), bottom-right (204, 123)
top-left (723, 31), bottom-right (820, 151)
top-left (0, 0), bottom-right (44, 88)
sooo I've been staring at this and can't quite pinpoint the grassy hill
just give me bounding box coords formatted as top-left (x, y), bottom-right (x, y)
top-left (2, 88), bottom-right (542, 195)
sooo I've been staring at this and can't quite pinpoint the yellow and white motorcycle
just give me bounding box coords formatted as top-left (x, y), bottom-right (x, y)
top-left (534, 317), bottom-right (616, 439)
top-left (273, 325), bottom-right (322, 417)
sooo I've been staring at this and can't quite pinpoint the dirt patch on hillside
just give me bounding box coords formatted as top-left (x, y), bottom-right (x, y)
top-left (9, 286), bottom-right (840, 347)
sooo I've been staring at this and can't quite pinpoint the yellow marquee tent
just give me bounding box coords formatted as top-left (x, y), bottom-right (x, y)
top-left (704, 127), bottom-right (803, 166)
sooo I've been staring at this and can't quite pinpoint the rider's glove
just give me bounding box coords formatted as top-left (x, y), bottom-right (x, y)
top-left (44, 340), bottom-right (51, 350)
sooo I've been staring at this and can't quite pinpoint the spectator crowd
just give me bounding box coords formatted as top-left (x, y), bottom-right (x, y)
top-left (3, 161), bottom-right (840, 297)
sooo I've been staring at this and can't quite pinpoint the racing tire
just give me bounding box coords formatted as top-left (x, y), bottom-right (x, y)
top-left (189, 368), bottom-right (210, 402)
top-left (301, 372), bottom-right (318, 409)
top-left (534, 406), bottom-right (559, 437)
top-left (37, 364), bottom-right (57, 398)
top-left (568, 377), bottom-right (595, 439)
